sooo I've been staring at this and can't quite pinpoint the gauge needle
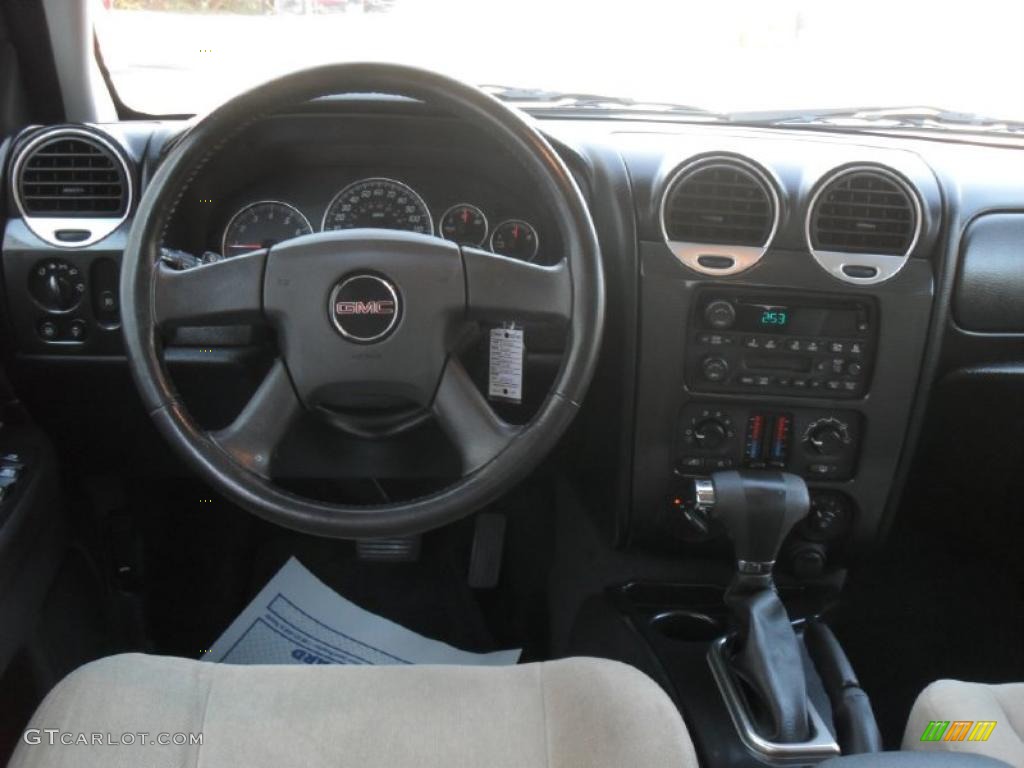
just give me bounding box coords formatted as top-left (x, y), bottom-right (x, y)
top-left (228, 243), bottom-right (262, 249)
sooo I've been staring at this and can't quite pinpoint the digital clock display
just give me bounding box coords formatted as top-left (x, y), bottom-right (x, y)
top-left (760, 308), bottom-right (789, 327)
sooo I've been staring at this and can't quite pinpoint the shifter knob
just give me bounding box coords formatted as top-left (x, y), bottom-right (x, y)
top-left (702, 470), bottom-right (810, 571)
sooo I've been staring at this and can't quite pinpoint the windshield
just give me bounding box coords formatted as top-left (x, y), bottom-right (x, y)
top-left (95, 0), bottom-right (1024, 127)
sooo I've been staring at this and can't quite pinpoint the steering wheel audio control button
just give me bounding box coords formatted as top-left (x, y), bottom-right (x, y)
top-left (328, 274), bottom-right (401, 343)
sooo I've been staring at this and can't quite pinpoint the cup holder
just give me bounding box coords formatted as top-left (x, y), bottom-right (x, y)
top-left (649, 609), bottom-right (725, 642)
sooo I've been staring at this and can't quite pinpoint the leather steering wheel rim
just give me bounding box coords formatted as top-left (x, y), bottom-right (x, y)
top-left (120, 63), bottom-right (604, 539)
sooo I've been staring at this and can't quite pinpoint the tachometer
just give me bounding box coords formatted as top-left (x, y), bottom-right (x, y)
top-left (439, 203), bottom-right (488, 246)
top-left (322, 178), bottom-right (433, 235)
top-left (490, 219), bottom-right (539, 261)
top-left (221, 201), bottom-right (313, 257)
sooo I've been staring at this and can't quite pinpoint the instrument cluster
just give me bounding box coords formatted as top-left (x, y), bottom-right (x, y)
top-left (220, 176), bottom-right (541, 262)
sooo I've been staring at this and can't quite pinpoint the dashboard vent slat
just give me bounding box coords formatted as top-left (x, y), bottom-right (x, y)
top-left (16, 134), bottom-right (129, 217)
top-left (663, 160), bottom-right (776, 247)
top-left (809, 169), bottom-right (916, 255)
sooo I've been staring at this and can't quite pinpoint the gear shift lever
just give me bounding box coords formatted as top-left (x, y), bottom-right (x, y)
top-left (697, 470), bottom-right (813, 743)
top-left (699, 470), bottom-right (810, 579)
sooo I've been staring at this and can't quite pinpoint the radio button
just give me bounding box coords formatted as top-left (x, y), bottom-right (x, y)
top-left (787, 339), bottom-right (802, 352)
top-left (830, 341), bottom-right (845, 353)
top-left (701, 357), bottom-right (730, 383)
top-left (743, 337), bottom-right (760, 349)
top-left (849, 342), bottom-right (864, 356)
top-left (763, 338), bottom-right (779, 350)
top-left (805, 340), bottom-right (821, 352)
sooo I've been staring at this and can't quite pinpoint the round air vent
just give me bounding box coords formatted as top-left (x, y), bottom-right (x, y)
top-left (660, 156), bottom-right (780, 276)
top-left (12, 127), bottom-right (133, 248)
top-left (806, 166), bottom-right (921, 284)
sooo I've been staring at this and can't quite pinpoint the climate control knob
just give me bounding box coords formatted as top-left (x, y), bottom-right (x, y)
top-left (804, 418), bottom-right (850, 456)
top-left (692, 418), bottom-right (728, 450)
top-left (704, 300), bottom-right (737, 330)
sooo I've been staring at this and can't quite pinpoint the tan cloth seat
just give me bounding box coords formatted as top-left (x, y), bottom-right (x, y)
top-left (903, 679), bottom-right (1024, 766)
top-left (9, 653), bottom-right (698, 768)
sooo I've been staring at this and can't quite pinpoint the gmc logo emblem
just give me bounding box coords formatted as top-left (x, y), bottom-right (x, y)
top-left (335, 300), bottom-right (395, 316)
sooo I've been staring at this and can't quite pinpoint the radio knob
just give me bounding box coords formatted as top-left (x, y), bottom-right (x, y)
top-left (701, 356), bottom-right (730, 383)
top-left (704, 300), bottom-right (737, 330)
top-left (693, 418), bottom-right (728, 450)
top-left (805, 419), bottom-right (849, 456)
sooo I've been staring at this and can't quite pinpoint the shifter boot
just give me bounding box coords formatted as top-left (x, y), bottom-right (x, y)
top-left (725, 587), bottom-right (812, 743)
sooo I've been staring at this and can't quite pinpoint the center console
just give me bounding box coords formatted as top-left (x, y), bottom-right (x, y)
top-left (630, 246), bottom-right (934, 565)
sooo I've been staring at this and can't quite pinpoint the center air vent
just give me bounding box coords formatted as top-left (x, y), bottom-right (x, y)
top-left (660, 156), bottom-right (779, 276)
top-left (12, 127), bottom-right (133, 248)
top-left (807, 166), bottom-right (920, 284)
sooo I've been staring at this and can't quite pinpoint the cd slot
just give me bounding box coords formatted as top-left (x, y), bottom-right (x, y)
top-left (743, 355), bottom-right (812, 373)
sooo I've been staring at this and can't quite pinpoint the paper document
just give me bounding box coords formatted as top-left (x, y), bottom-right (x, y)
top-left (204, 557), bottom-right (521, 666)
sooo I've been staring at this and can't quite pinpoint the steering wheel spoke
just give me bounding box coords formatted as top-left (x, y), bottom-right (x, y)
top-left (432, 357), bottom-right (521, 474)
top-left (211, 359), bottom-right (302, 478)
top-left (462, 247), bottom-right (571, 324)
top-left (154, 250), bottom-right (267, 328)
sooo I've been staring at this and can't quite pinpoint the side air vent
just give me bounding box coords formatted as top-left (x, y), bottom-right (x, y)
top-left (660, 156), bottom-right (779, 276)
top-left (807, 166), bottom-right (921, 284)
top-left (12, 128), bottom-right (133, 248)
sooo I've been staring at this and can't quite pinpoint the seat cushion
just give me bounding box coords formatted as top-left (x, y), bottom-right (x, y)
top-left (903, 679), bottom-right (1024, 766)
top-left (9, 653), bottom-right (698, 768)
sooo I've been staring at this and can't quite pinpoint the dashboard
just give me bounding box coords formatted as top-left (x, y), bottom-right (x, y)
top-left (164, 113), bottom-right (563, 270)
top-left (3, 98), bottom-right (1024, 573)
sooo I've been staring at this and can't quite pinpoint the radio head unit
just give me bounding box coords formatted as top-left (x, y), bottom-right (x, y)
top-left (687, 291), bottom-right (875, 399)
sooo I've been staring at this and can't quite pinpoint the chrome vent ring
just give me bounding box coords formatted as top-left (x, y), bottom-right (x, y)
top-left (659, 155), bottom-right (780, 276)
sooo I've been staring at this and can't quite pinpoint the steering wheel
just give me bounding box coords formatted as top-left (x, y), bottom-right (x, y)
top-left (120, 63), bottom-right (604, 539)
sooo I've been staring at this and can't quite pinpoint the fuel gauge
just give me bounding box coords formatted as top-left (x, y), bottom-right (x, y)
top-left (490, 219), bottom-right (539, 261)
top-left (440, 203), bottom-right (488, 246)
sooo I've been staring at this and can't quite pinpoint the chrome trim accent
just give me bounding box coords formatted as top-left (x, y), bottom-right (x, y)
top-left (659, 155), bottom-right (781, 277)
top-left (737, 560), bottom-right (775, 575)
top-left (11, 127), bottom-right (134, 249)
top-left (321, 177), bottom-right (434, 236)
top-left (489, 219), bottom-right (540, 262)
top-left (708, 636), bottom-right (841, 763)
top-left (805, 165), bottom-right (923, 286)
top-left (328, 274), bottom-right (400, 343)
top-left (220, 200), bottom-right (313, 257)
top-left (439, 203), bottom-right (489, 247)
top-left (693, 478), bottom-right (717, 510)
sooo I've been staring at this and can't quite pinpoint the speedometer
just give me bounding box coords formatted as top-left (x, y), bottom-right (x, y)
top-left (321, 178), bottom-right (433, 235)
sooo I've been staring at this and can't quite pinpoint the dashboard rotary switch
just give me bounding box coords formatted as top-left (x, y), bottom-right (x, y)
top-left (804, 417), bottom-right (851, 456)
top-left (704, 299), bottom-right (737, 329)
top-left (693, 417), bottom-right (728, 450)
top-left (30, 260), bottom-right (85, 311)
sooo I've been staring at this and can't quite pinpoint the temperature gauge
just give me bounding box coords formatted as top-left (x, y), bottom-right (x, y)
top-left (439, 203), bottom-right (488, 246)
top-left (490, 219), bottom-right (539, 261)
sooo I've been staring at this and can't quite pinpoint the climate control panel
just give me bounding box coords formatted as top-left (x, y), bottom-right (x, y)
top-left (676, 403), bottom-right (861, 481)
